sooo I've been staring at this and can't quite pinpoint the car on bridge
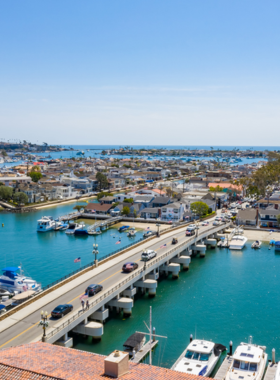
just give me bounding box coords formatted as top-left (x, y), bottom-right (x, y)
top-left (200, 221), bottom-right (209, 226)
top-left (122, 262), bottom-right (139, 273)
top-left (85, 284), bottom-right (103, 296)
top-left (186, 224), bottom-right (196, 231)
top-left (51, 304), bottom-right (73, 318)
top-left (172, 237), bottom-right (178, 244)
top-left (141, 250), bottom-right (157, 261)
top-left (186, 230), bottom-right (195, 236)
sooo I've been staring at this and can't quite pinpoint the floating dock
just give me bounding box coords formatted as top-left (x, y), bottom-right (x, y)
top-left (214, 355), bottom-right (233, 380)
top-left (263, 363), bottom-right (278, 380)
top-left (130, 340), bottom-right (158, 363)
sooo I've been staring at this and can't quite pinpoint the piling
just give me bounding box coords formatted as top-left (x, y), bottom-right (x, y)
top-left (272, 348), bottom-right (276, 364)
top-left (229, 341), bottom-right (233, 356)
top-left (153, 327), bottom-right (156, 342)
top-left (190, 334), bottom-right (193, 342)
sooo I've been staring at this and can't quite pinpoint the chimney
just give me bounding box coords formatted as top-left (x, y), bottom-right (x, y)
top-left (104, 350), bottom-right (129, 378)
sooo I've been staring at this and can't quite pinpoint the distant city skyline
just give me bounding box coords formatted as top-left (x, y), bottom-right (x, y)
top-left (0, 0), bottom-right (279, 145)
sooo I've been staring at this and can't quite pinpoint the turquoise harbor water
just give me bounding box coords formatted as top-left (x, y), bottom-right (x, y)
top-left (0, 201), bottom-right (144, 287)
top-left (72, 242), bottom-right (280, 369)
top-left (1, 205), bottom-right (280, 370)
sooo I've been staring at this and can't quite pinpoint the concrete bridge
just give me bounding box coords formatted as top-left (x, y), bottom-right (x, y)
top-left (0, 220), bottom-right (230, 349)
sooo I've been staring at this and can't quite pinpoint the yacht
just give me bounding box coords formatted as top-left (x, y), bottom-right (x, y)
top-left (0, 267), bottom-right (41, 293)
top-left (65, 222), bottom-right (84, 235)
top-left (229, 235), bottom-right (248, 250)
top-left (225, 339), bottom-right (267, 380)
top-left (74, 222), bottom-right (88, 235)
top-left (251, 240), bottom-right (262, 249)
top-left (37, 216), bottom-right (56, 232)
top-left (172, 339), bottom-right (226, 376)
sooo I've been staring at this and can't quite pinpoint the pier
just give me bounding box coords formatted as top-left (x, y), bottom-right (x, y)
top-left (0, 221), bottom-right (230, 349)
top-left (263, 363), bottom-right (278, 380)
top-left (214, 355), bottom-right (233, 380)
top-left (130, 340), bottom-right (159, 363)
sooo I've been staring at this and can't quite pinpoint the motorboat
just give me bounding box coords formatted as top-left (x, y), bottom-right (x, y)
top-left (88, 229), bottom-right (102, 235)
top-left (229, 235), bottom-right (248, 250)
top-left (118, 225), bottom-right (130, 232)
top-left (225, 338), bottom-right (267, 380)
top-left (37, 216), bottom-right (56, 232)
top-left (0, 287), bottom-right (13, 297)
top-left (0, 267), bottom-right (41, 293)
top-left (172, 339), bottom-right (226, 376)
top-left (65, 223), bottom-right (84, 235)
top-left (127, 229), bottom-right (136, 237)
top-left (143, 230), bottom-right (154, 238)
top-left (74, 222), bottom-right (88, 235)
top-left (251, 240), bottom-right (262, 249)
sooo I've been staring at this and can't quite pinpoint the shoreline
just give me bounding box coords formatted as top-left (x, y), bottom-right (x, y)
top-left (242, 229), bottom-right (280, 243)
top-left (32, 196), bottom-right (97, 210)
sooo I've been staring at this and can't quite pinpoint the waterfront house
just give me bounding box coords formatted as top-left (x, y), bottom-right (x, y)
top-left (84, 203), bottom-right (113, 215)
top-left (259, 206), bottom-right (280, 228)
top-left (99, 195), bottom-right (117, 204)
top-left (161, 202), bottom-right (186, 222)
top-left (236, 209), bottom-right (258, 226)
top-left (140, 207), bottom-right (160, 219)
top-left (152, 196), bottom-right (171, 208)
top-left (0, 342), bottom-right (213, 380)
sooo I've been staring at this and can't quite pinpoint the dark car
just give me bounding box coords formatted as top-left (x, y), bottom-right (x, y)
top-left (51, 304), bottom-right (73, 318)
top-left (122, 262), bottom-right (139, 273)
top-left (85, 284), bottom-right (103, 296)
top-left (172, 237), bottom-right (178, 244)
top-left (185, 230), bottom-right (195, 236)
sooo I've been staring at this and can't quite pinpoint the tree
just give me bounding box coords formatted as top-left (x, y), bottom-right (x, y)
top-left (122, 206), bottom-right (130, 216)
top-left (277, 214), bottom-right (280, 227)
top-left (12, 192), bottom-right (28, 204)
top-left (209, 185), bottom-right (224, 192)
top-left (97, 191), bottom-right (113, 200)
top-left (0, 186), bottom-right (13, 201)
top-left (96, 172), bottom-right (108, 191)
top-left (1, 150), bottom-right (7, 157)
top-left (30, 165), bottom-right (41, 172)
top-left (28, 171), bottom-right (43, 182)
top-left (73, 205), bottom-right (84, 212)
top-left (190, 201), bottom-right (209, 218)
top-left (123, 198), bottom-right (133, 203)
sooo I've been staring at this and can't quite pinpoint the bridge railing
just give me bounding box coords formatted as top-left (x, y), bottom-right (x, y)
top-left (45, 222), bottom-right (230, 339)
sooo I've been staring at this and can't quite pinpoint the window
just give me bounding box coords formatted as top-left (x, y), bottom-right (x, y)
top-left (233, 360), bottom-right (240, 369)
top-left (240, 361), bottom-right (249, 370)
top-left (200, 354), bottom-right (210, 361)
top-left (185, 351), bottom-right (194, 359)
top-left (162, 209), bottom-right (167, 213)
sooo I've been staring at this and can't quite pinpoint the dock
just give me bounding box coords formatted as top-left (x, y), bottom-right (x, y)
top-left (130, 340), bottom-right (159, 363)
top-left (214, 355), bottom-right (233, 380)
top-left (264, 363), bottom-right (278, 380)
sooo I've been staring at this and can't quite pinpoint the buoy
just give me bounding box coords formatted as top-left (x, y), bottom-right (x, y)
top-left (2, 223), bottom-right (4, 227)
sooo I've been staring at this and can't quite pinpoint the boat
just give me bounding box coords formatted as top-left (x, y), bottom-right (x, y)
top-left (118, 225), bottom-right (130, 232)
top-left (143, 231), bottom-right (154, 238)
top-left (127, 229), bottom-right (136, 237)
top-left (37, 216), bottom-right (56, 232)
top-left (251, 240), bottom-right (262, 249)
top-left (225, 338), bottom-right (267, 380)
top-left (229, 235), bottom-right (248, 250)
top-left (65, 222), bottom-right (84, 235)
top-left (274, 361), bottom-right (280, 380)
top-left (275, 242), bottom-right (280, 252)
top-left (74, 222), bottom-right (88, 235)
top-left (171, 339), bottom-right (226, 376)
top-left (0, 287), bottom-right (13, 297)
top-left (123, 332), bottom-right (146, 357)
top-left (0, 267), bottom-right (41, 293)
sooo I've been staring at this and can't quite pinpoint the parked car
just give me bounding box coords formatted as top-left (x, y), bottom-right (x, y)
top-left (85, 284), bottom-right (103, 296)
top-left (51, 304), bottom-right (73, 318)
top-left (122, 262), bottom-right (139, 273)
top-left (141, 250), bottom-right (157, 261)
top-left (172, 237), bottom-right (178, 244)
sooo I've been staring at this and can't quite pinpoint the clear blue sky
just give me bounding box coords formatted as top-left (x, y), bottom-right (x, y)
top-left (0, 1), bottom-right (279, 145)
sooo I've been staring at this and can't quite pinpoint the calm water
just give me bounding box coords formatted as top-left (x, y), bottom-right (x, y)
top-left (73, 242), bottom-right (280, 368)
top-left (0, 202), bottom-right (143, 287)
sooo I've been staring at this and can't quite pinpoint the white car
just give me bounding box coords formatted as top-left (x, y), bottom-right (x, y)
top-left (200, 221), bottom-right (209, 226)
top-left (141, 250), bottom-right (157, 261)
top-left (213, 221), bottom-right (221, 226)
top-left (187, 224), bottom-right (197, 231)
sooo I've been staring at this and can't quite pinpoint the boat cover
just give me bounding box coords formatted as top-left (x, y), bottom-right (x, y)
top-left (123, 332), bottom-right (145, 349)
top-left (214, 343), bottom-right (227, 356)
top-left (275, 242), bottom-right (280, 246)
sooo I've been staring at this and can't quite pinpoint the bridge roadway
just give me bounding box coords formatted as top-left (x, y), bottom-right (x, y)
top-left (0, 217), bottom-right (229, 349)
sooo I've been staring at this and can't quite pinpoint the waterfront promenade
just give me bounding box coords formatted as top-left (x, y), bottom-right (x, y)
top-left (0, 218), bottom-right (229, 349)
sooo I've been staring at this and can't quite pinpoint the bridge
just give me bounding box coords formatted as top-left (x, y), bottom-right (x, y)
top-left (0, 219), bottom-right (230, 350)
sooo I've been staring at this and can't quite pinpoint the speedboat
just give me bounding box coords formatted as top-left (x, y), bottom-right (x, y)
top-left (229, 235), bottom-right (248, 250)
top-left (74, 222), bottom-right (88, 235)
top-left (0, 267), bottom-right (41, 293)
top-left (0, 287), bottom-right (13, 297)
top-left (143, 231), bottom-right (154, 238)
top-left (127, 230), bottom-right (136, 237)
top-left (172, 339), bottom-right (226, 376)
top-left (225, 338), bottom-right (267, 380)
top-left (65, 223), bottom-right (84, 235)
top-left (251, 240), bottom-right (262, 249)
top-left (37, 216), bottom-right (56, 232)
top-left (119, 225), bottom-right (130, 232)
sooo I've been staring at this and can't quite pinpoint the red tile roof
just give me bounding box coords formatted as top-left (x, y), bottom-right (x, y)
top-left (0, 343), bottom-right (212, 380)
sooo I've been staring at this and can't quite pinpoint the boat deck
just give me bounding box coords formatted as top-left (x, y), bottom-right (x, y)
top-left (214, 355), bottom-right (233, 380)
top-left (263, 363), bottom-right (278, 380)
top-left (130, 340), bottom-right (158, 363)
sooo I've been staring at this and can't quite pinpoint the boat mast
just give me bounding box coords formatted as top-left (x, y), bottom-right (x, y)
top-left (150, 306), bottom-right (152, 365)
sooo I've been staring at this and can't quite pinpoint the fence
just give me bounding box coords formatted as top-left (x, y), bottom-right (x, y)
top-left (46, 222), bottom-right (230, 339)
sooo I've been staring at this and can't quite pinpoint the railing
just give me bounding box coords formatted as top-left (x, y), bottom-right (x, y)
top-left (45, 222), bottom-right (230, 339)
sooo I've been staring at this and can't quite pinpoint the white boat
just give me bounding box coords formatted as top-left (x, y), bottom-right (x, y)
top-left (251, 240), bottom-right (262, 249)
top-left (65, 222), bottom-right (84, 235)
top-left (0, 267), bottom-right (41, 293)
top-left (225, 338), bottom-right (267, 380)
top-left (172, 339), bottom-right (226, 376)
top-left (37, 216), bottom-right (56, 232)
top-left (127, 229), bottom-right (136, 237)
top-left (229, 235), bottom-right (248, 250)
top-left (274, 361), bottom-right (280, 380)
top-left (88, 230), bottom-right (102, 235)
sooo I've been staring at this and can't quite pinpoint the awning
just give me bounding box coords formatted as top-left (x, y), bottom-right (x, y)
top-left (12, 290), bottom-right (36, 300)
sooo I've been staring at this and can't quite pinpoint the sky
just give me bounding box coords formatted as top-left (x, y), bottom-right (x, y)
top-left (0, 1), bottom-right (279, 146)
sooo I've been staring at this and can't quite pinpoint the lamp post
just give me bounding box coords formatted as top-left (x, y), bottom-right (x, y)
top-left (143, 251), bottom-right (149, 272)
top-left (156, 223), bottom-right (161, 237)
top-left (92, 243), bottom-right (99, 267)
top-left (39, 310), bottom-right (49, 341)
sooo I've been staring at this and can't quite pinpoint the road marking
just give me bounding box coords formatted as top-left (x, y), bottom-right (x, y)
top-left (0, 322), bottom-right (39, 349)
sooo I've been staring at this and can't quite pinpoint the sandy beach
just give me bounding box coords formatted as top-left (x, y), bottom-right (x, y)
top-left (243, 229), bottom-right (280, 242)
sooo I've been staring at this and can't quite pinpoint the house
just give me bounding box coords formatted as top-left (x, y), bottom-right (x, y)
top-left (0, 341), bottom-right (212, 380)
top-left (259, 206), bottom-right (280, 228)
top-left (140, 207), bottom-right (160, 219)
top-left (60, 176), bottom-right (92, 194)
top-left (99, 196), bottom-right (117, 204)
top-left (236, 209), bottom-right (258, 226)
top-left (84, 203), bottom-right (113, 215)
top-left (161, 202), bottom-right (186, 222)
top-left (114, 203), bottom-right (142, 217)
top-left (152, 196), bottom-right (171, 208)
top-left (133, 195), bottom-right (154, 207)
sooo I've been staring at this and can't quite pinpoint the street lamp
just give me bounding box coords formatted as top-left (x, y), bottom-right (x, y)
top-left (92, 243), bottom-right (99, 267)
top-left (156, 223), bottom-right (161, 237)
top-left (142, 250), bottom-right (149, 272)
top-left (39, 310), bottom-right (49, 341)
